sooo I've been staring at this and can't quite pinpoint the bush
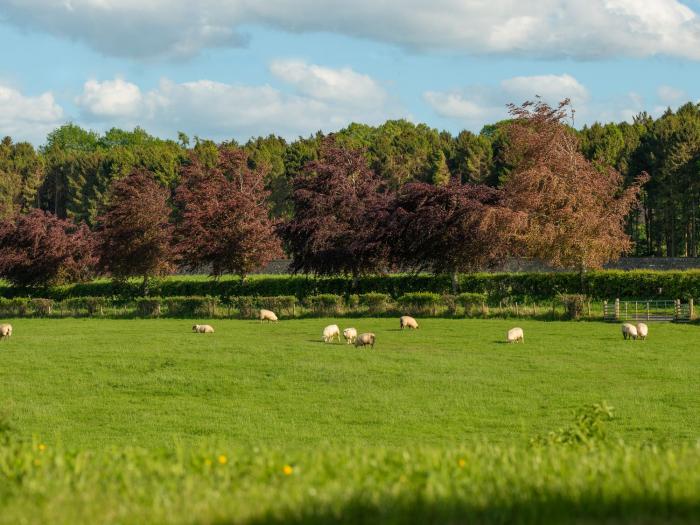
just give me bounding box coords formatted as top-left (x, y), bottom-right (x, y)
top-left (165, 296), bottom-right (219, 317)
top-left (397, 292), bottom-right (441, 316)
top-left (441, 294), bottom-right (457, 315)
top-left (559, 294), bottom-right (589, 320)
top-left (135, 297), bottom-right (162, 317)
top-left (358, 292), bottom-right (391, 314)
top-left (30, 298), bottom-right (53, 316)
top-left (257, 296), bottom-right (297, 317)
top-left (0, 298), bottom-right (29, 317)
top-left (457, 292), bottom-right (487, 317)
top-left (61, 297), bottom-right (109, 316)
top-left (306, 294), bottom-right (344, 316)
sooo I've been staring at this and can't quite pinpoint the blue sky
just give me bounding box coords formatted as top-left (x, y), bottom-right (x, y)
top-left (1, 0), bottom-right (700, 144)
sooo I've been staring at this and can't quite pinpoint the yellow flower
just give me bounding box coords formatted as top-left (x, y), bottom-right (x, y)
top-left (218, 455), bottom-right (228, 465)
top-left (38, 444), bottom-right (46, 452)
top-left (458, 458), bottom-right (466, 468)
top-left (283, 465), bottom-right (293, 476)
top-left (204, 458), bottom-right (212, 466)
top-left (33, 459), bottom-right (41, 466)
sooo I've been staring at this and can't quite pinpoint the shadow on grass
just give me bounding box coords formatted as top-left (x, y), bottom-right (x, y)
top-left (211, 494), bottom-right (700, 525)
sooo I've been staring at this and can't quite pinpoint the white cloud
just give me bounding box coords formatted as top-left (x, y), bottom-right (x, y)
top-left (424, 74), bottom-right (588, 127)
top-left (0, 84), bottom-right (64, 143)
top-left (2, 0), bottom-right (700, 60)
top-left (657, 85), bottom-right (686, 105)
top-left (74, 62), bottom-right (403, 140)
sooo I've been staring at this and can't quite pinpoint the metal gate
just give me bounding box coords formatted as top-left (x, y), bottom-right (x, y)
top-left (603, 299), bottom-right (692, 322)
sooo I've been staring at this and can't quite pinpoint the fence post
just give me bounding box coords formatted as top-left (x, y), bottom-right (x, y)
top-left (690, 298), bottom-right (695, 321)
top-left (614, 298), bottom-right (620, 320)
top-left (674, 299), bottom-right (680, 321)
top-left (647, 301), bottom-right (650, 321)
top-left (603, 300), bottom-right (607, 320)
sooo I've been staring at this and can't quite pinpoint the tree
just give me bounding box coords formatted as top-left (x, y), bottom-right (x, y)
top-left (279, 138), bottom-right (392, 284)
top-left (387, 182), bottom-right (519, 292)
top-left (0, 138), bottom-right (44, 219)
top-left (175, 147), bottom-right (283, 281)
top-left (502, 99), bottom-right (648, 273)
top-left (96, 170), bottom-right (175, 293)
top-left (0, 209), bottom-right (96, 287)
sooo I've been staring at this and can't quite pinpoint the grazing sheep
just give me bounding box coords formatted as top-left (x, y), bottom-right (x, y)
top-left (622, 323), bottom-right (638, 340)
top-left (343, 327), bottom-right (358, 344)
top-left (354, 332), bottom-right (376, 348)
top-left (507, 327), bottom-right (524, 343)
top-left (0, 323), bottom-right (12, 341)
top-left (192, 324), bottom-right (214, 334)
top-left (260, 309), bottom-right (278, 322)
top-left (400, 315), bottom-right (419, 330)
top-left (323, 324), bottom-right (341, 343)
top-left (636, 322), bottom-right (648, 340)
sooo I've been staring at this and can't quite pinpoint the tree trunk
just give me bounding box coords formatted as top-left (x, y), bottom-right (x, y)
top-left (141, 275), bottom-right (149, 296)
top-left (351, 270), bottom-right (359, 291)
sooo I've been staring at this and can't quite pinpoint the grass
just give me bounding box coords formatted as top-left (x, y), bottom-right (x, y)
top-left (1, 318), bottom-right (699, 523)
top-left (0, 318), bottom-right (698, 448)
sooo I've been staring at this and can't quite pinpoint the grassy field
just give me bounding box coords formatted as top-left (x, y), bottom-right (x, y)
top-left (0, 318), bottom-right (698, 448)
top-left (1, 318), bottom-right (699, 524)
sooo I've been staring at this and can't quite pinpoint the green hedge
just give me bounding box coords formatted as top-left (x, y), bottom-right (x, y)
top-left (3, 270), bottom-right (700, 302)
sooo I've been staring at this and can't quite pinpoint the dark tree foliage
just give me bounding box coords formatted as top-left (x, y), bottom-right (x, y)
top-left (96, 170), bottom-right (175, 292)
top-left (174, 148), bottom-right (283, 280)
top-left (279, 138), bottom-right (392, 281)
top-left (0, 209), bottom-right (96, 287)
top-left (503, 99), bottom-right (648, 272)
top-left (387, 182), bottom-right (519, 291)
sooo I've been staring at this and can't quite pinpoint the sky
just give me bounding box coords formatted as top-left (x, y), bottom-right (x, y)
top-left (1, 0), bottom-right (700, 145)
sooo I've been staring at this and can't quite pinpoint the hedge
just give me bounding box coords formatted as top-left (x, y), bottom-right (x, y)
top-left (3, 270), bottom-right (700, 302)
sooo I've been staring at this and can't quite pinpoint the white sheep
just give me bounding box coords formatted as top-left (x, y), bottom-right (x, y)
top-left (636, 322), bottom-right (648, 340)
top-left (343, 327), bottom-right (358, 344)
top-left (260, 309), bottom-right (278, 322)
top-left (622, 323), bottom-right (638, 340)
top-left (507, 327), bottom-right (524, 343)
top-left (400, 316), bottom-right (419, 330)
top-left (0, 323), bottom-right (12, 341)
top-left (192, 324), bottom-right (214, 333)
top-left (323, 324), bottom-right (340, 343)
top-left (354, 332), bottom-right (376, 348)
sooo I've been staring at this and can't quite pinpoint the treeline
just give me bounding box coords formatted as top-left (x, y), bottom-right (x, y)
top-left (0, 101), bottom-right (645, 291)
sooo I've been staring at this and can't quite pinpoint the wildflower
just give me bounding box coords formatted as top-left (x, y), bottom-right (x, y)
top-left (38, 444), bottom-right (46, 452)
top-left (458, 458), bottom-right (466, 468)
top-left (218, 455), bottom-right (228, 465)
top-left (204, 458), bottom-right (212, 466)
top-left (33, 459), bottom-right (41, 466)
top-left (283, 465), bottom-right (293, 476)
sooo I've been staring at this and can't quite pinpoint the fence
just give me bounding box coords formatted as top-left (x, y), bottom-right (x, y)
top-left (603, 299), bottom-right (693, 322)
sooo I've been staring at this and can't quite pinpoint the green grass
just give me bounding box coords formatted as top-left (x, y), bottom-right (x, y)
top-left (1, 318), bottom-right (699, 448)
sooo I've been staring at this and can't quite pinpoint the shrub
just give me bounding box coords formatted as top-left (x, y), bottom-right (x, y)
top-left (397, 292), bottom-right (441, 316)
top-left (457, 292), bottom-right (487, 317)
top-left (0, 298), bottom-right (29, 317)
top-left (441, 294), bottom-right (457, 315)
top-left (61, 297), bottom-right (109, 316)
top-left (358, 292), bottom-right (391, 314)
top-left (234, 296), bottom-right (257, 319)
top-left (135, 297), bottom-right (162, 317)
top-left (306, 294), bottom-right (344, 316)
top-left (165, 296), bottom-right (219, 317)
top-left (30, 298), bottom-right (53, 317)
top-left (257, 296), bottom-right (297, 317)
top-left (559, 294), bottom-right (589, 320)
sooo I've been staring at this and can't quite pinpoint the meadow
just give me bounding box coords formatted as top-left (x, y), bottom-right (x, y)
top-left (1, 318), bottom-right (699, 523)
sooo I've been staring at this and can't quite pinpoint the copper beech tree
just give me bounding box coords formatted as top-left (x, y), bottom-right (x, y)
top-left (279, 138), bottom-right (392, 285)
top-left (174, 148), bottom-right (282, 281)
top-left (0, 209), bottom-right (97, 287)
top-left (97, 170), bottom-right (176, 294)
top-left (502, 99), bottom-right (648, 273)
top-left (387, 182), bottom-right (520, 292)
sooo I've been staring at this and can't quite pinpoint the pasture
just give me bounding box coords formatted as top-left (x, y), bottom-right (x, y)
top-left (1, 318), bottom-right (698, 448)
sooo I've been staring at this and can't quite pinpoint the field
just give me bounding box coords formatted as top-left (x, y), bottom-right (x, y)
top-left (1, 318), bottom-right (699, 523)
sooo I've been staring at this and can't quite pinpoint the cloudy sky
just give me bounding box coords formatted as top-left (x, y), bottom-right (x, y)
top-left (1, 0), bottom-right (700, 144)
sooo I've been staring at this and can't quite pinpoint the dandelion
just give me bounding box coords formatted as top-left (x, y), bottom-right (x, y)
top-left (458, 458), bottom-right (466, 468)
top-left (218, 455), bottom-right (228, 465)
top-left (38, 444), bottom-right (46, 452)
top-left (283, 465), bottom-right (293, 476)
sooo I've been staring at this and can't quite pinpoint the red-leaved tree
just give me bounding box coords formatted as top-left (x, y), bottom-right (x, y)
top-left (97, 170), bottom-right (175, 293)
top-left (387, 182), bottom-right (520, 291)
top-left (502, 99), bottom-right (648, 273)
top-left (0, 209), bottom-right (97, 287)
top-left (279, 138), bottom-right (392, 284)
top-left (174, 148), bottom-right (282, 280)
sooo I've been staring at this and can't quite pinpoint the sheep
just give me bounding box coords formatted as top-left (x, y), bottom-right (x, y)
top-left (507, 327), bottom-right (524, 343)
top-left (260, 309), bottom-right (278, 322)
top-left (354, 332), bottom-right (376, 348)
top-left (343, 327), bottom-right (358, 345)
top-left (0, 323), bottom-right (12, 341)
top-left (622, 323), bottom-right (638, 340)
top-left (400, 315), bottom-right (419, 330)
top-left (323, 324), bottom-right (341, 343)
top-left (636, 322), bottom-right (648, 340)
top-left (192, 324), bottom-right (215, 334)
